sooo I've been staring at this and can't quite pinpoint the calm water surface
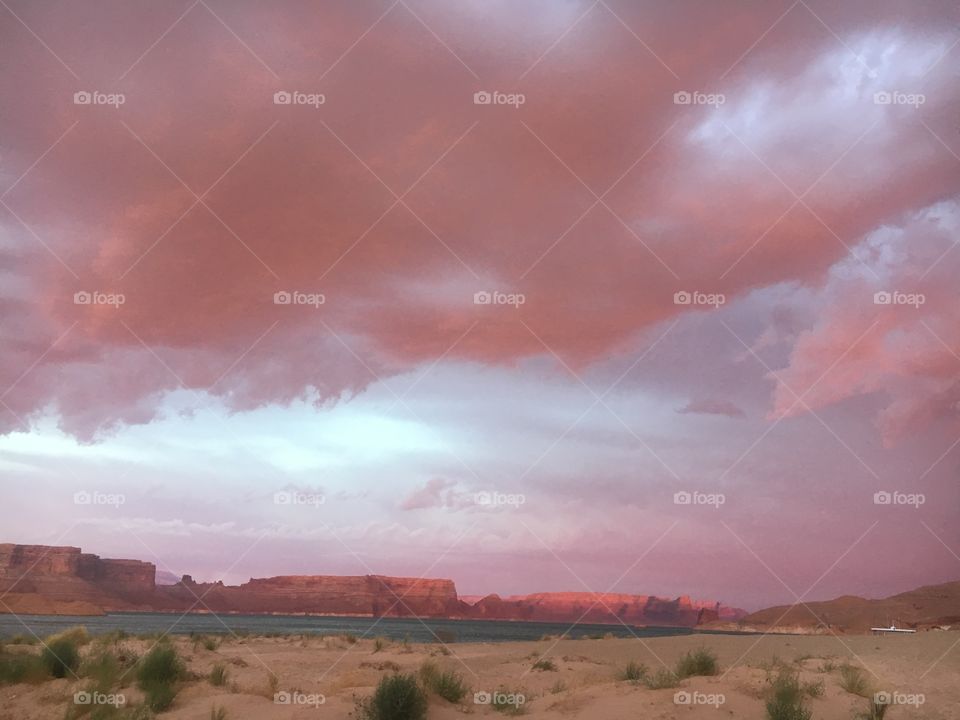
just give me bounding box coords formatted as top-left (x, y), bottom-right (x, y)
top-left (0, 613), bottom-right (751, 642)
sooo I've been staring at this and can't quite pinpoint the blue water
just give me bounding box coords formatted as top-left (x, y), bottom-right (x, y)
top-left (0, 613), bottom-right (748, 643)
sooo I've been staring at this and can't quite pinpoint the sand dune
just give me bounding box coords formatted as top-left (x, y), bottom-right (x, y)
top-left (1, 630), bottom-right (957, 719)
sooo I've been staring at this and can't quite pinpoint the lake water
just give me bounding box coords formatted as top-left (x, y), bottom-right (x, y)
top-left (0, 613), bottom-right (748, 643)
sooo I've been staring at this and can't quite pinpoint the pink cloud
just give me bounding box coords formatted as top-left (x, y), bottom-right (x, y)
top-left (677, 398), bottom-right (746, 418)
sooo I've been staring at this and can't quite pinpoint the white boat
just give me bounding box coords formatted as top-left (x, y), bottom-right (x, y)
top-left (871, 623), bottom-right (916, 634)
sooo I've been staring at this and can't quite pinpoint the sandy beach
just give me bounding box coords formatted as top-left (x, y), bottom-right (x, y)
top-left (2, 629), bottom-right (957, 719)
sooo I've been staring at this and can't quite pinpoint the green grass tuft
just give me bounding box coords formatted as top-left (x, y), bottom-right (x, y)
top-left (838, 664), bottom-right (871, 697)
top-left (209, 662), bottom-right (228, 687)
top-left (137, 644), bottom-right (184, 712)
top-left (618, 660), bottom-right (648, 683)
top-left (359, 672), bottom-right (428, 720)
top-left (532, 658), bottom-right (557, 672)
top-left (41, 638), bottom-right (80, 678)
top-left (675, 647), bottom-right (719, 678)
top-left (765, 668), bottom-right (812, 720)
top-left (644, 668), bottom-right (679, 689)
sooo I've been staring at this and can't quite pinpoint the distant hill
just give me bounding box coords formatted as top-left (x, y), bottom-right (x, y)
top-left (741, 580), bottom-right (960, 633)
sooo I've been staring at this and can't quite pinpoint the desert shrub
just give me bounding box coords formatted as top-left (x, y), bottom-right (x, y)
top-left (839, 664), bottom-right (870, 697)
top-left (802, 678), bottom-right (824, 698)
top-left (675, 648), bottom-right (719, 678)
top-left (209, 662), bottom-right (228, 687)
top-left (192, 634), bottom-right (219, 652)
top-left (137, 644), bottom-right (184, 711)
top-left (419, 661), bottom-right (467, 703)
top-left (818, 659), bottom-right (836, 673)
top-left (210, 706), bottom-right (228, 720)
top-left (342, 633), bottom-right (359, 644)
top-left (532, 658), bottom-right (557, 672)
top-left (82, 649), bottom-right (122, 690)
top-left (550, 680), bottom-right (567, 694)
top-left (47, 626), bottom-right (91, 647)
top-left (373, 637), bottom-right (387, 653)
top-left (765, 669), bottom-right (812, 720)
top-left (137, 645), bottom-right (183, 688)
top-left (8, 634), bottom-right (38, 645)
top-left (0, 652), bottom-right (48, 684)
top-left (144, 683), bottom-right (176, 712)
top-left (41, 638), bottom-right (80, 678)
top-left (432, 670), bottom-right (468, 703)
top-left (418, 660), bottom-right (439, 683)
top-left (97, 630), bottom-right (130, 646)
top-left (618, 660), bottom-right (648, 683)
top-left (644, 668), bottom-right (678, 689)
top-left (359, 673), bottom-right (428, 720)
top-left (855, 698), bottom-right (889, 720)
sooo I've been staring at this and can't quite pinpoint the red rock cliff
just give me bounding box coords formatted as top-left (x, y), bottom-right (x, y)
top-left (0, 543), bottom-right (744, 626)
top-left (464, 592), bottom-right (742, 627)
top-left (0, 544), bottom-right (155, 605)
top-left (153, 574), bottom-right (462, 617)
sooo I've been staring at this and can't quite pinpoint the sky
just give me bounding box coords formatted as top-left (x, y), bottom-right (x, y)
top-left (0, 0), bottom-right (958, 610)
